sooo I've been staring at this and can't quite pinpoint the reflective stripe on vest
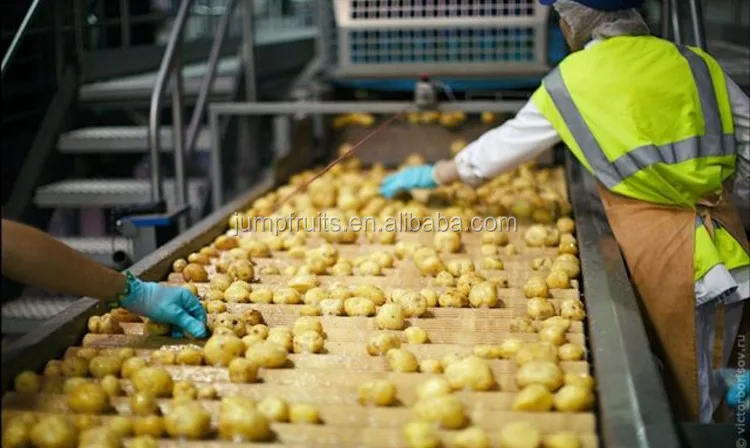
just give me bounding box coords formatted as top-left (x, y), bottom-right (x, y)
top-left (543, 44), bottom-right (736, 190)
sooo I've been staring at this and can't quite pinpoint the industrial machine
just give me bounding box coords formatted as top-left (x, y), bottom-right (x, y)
top-left (1, 0), bottom-right (748, 447)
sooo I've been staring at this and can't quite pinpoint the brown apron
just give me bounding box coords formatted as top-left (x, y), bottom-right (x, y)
top-left (597, 184), bottom-right (750, 421)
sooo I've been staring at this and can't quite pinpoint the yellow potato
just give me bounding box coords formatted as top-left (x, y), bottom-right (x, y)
top-left (412, 395), bottom-right (466, 429)
top-left (293, 316), bottom-right (323, 336)
top-left (560, 299), bottom-right (586, 321)
top-left (289, 403), bottom-right (321, 424)
top-left (258, 396), bottom-right (289, 422)
top-left (29, 416), bottom-right (77, 448)
top-left (376, 303), bottom-right (406, 330)
top-left (538, 325), bottom-right (567, 346)
top-left (509, 316), bottom-right (537, 333)
top-left (419, 289), bottom-right (439, 307)
top-left (512, 384), bottom-right (554, 412)
top-left (249, 288), bottom-right (273, 304)
top-left (498, 421), bottom-right (541, 448)
top-left (523, 276), bottom-right (550, 298)
top-left (416, 376), bottom-right (452, 400)
top-left (435, 231), bottom-right (462, 253)
top-left (132, 416), bottom-right (165, 438)
top-left (130, 391), bottom-right (159, 416)
top-left (452, 426), bottom-right (490, 448)
top-left (67, 382), bottom-right (110, 414)
top-left (100, 375), bottom-right (121, 398)
top-left (164, 401), bottom-right (211, 439)
top-left (246, 341), bottom-right (289, 368)
top-left (554, 385), bottom-right (595, 412)
top-left (438, 290), bottom-right (468, 308)
top-left (293, 330), bottom-right (325, 354)
top-left (61, 356), bottom-right (89, 377)
top-left (444, 356), bottom-right (495, 391)
top-left (468, 281), bottom-right (498, 308)
top-left (203, 334), bottom-right (246, 366)
top-left (386, 348), bottom-right (419, 373)
top-left (403, 326), bottom-right (429, 344)
top-left (228, 357), bottom-right (259, 383)
top-left (473, 344), bottom-right (502, 359)
top-left (344, 297), bottom-right (377, 316)
top-left (149, 350), bottom-right (176, 366)
top-left (173, 381), bottom-right (198, 400)
top-left (14, 371), bottom-right (41, 393)
top-left (273, 287), bottom-right (302, 305)
top-left (403, 420), bottom-right (440, 448)
top-left (541, 316), bottom-right (571, 331)
top-left (436, 271), bottom-right (456, 287)
top-left (357, 379), bottom-right (397, 406)
top-left (543, 431), bottom-right (582, 448)
top-left (515, 342), bottom-right (558, 365)
top-left (218, 398), bottom-right (271, 442)
top-left (288, 274), bottom-right (320, 294)
top-left (419, 359), bottom-right (443, 374)
top-left (527, 297), bottom-right (556, 320)
top-left (498, 339), bottom-right (525, 359)
top-left (516, 360), bottom-right (564, 391)
top-left (176, 347), bottom-right (204, 366)
top-left (546, 270), bottom-right (571, 289)
top-left (121, 357), bottom-right (148, 379)
top-left (367, 332), bottom-right (402, 356)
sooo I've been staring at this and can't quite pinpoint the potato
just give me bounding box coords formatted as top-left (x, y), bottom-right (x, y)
top-left (44, 360), bottom-right (63, 377)
top-left (68, 382), bottom-right (110, 414)
top-left (435, 231), bottom-right (462, 253)
top-left (468, 281), bottom-right (498, 308)
top-left (403, 420), bottom-right (440, 448)
top-left (509, 316), bottom-right (536, 333)
top-left (546, 270), bottom-right (571, 289)
top-left (41, 377), bottom-right (65, 394)
top-left (527, 298), bottom-right (556, 320)
top-left (370, 251), bottom-right (395, 269)
top-left (552, 260), bottom-right (580, 279)
top-left (523, 276), bottom-right (550, 299)
top-left (447, 258), bottom-right (475, 277)
top-left (187, 253), bottom-right (211, 265)
top-left (267, 331), bottom-right (293, 351)
top-left (413, 395), bottom-right (466, 429)
top-left (61, 356), bottom-right (89, 377)
top-left (302, 287), bottom-right (326, 306)
top-left (398, 292), bottom-right (428, 317)
top-left (215, 235), bottom-right (239, 251)
top-left (543, 432), bottom-right (582, 448)
top-left (144, 319), bottom-right (171, 336)
top-left (403, 326), bottom-right (429, 344)
top-left (288, 274), bottom-right (320, 294)
top-left (481, 256), bottom-right (505, 270)
top-left (344, 297), bottom-right (377, 317)
top-left (87, 314), bottom-right (122, 334)
top-left (14, 371), bottom-right (41, 393)
top-left (497, 339), bottom-right (524, 360)
top-left (149, 350), bottom-right (176, 366)
top-left (209, 273), bottom-right (232, 292)
top-left (480, 244), bottom-right (498, 256)
top-left (504, 243), bottom-right (519, 255)
top-left (452, 426), bottom-right (490, 448)
top-left (293, 330), bottom-right (325, 353)
top-left (556, 217), bottom-right (576, 234)
top-left (564, 373), bottom-right (596, 390)
top-left (228, 357), bottom-right (259, 383)
top-left (224, 283), bottom-right (250, 303)
top-left (419, 359), bottom-right (443, 374)
top-left (204, 289), bottom-right (225, 301)
top-left (560, 299), bottom-right (586, 321)
top-left (473, 344), bottom-right (502, 359)
top-left (206, 300), bottom-right (228, 313)
top-left (554, 385), bottom-right (594, 412)
top-left (218, 397), bottom-right (271, 441)
top-left (130, 391), bottom-right (159, 416)
top-left (513, 384), bottom-right (554, 412)
top-left (107, 415), bottom-right (133, 438)
top-left (172, 258), bottom-right (188, 273)
top-left (132, 416), bottom-right (165, 438)
top-left (182, 263), bottom-right (208, 282)
top-left (246, 342), bottom-right (288, 368)
top-left (196, 384), bottom-right (218, 400)
top-left (173, 381), bottom-right (198, 400)
top-left (539, 325), bottom-right (567, 346)
top-left (3, 418), bottom-right (33, 448)
top-left (100, 375), bottom-right (121, 398)
top-left (456, 272), bottom-right (486, 296)
top-left (419, 289), bottom-right (439, 307)
top-left (211, 313), bottom-right (247, 337)
top-left (356, 260), bottom-right (383, 276)
top-left (250, 288), bottom-right (273, 304)
top-left (71, 414), bottom-right (103, 432)
top-left (289, 403), bottom-right (321, 424)
top-left (129, 366), bottom-right (174, 399)
top-left (255, 396), bottom-right (289, 422)
top-left (228, 260), bottom-right (255, 282)
top-left (376, 303), bottom-right (406, 330)
top-left (351, 284), bottom-right (387, 306)
top-left (558, 240), bottom-right (578, 255)
top-left (515, 342), bottom-right (558, 365)
top-left (416, 376), bottom-right (452, 400)
top-left (541, 316), bottom-right (571, 331)
top-left (29, 415), bottom-right (77, 448)
top-left (164, 401), bottom-right (211, 439)
top-left (175, 347), bottom-right (204, 366)
top-left (436, 271), bottom-right (456, 287)
top-left (498, 421), bottom-right (541, 448)
top-left (203, 334), bottom-right (246, 366)
top-left (367, 332), bottom-right (401, 356)
top-left (259, 265), bottom-right (280, 275)
top-left (79, 427), bottom-right (120, 448)
top-left (438, 290), bottom-right (468, 308)
top-left (121, 357), bottom-right (148, 379)
top-left (516, 360), bottom-right (564, 391)
top-left (331, 262), bottom-right (353, 276)
top-left (558, 343), bottom-right (585, 361)
top-left (358, 379), bottom-right (397, 406)
top-left (524, 225), bottom-right (548, 247)
top-left (386, 348), bottom-right (419, 372)
top-left (292, 317), bottom-right (323, 336)
top-left (242, 334), bottom-right (265, 349)
top-left (530, 257), bottom-right (553, 271)
top-left (62, 377), bottom-right (89, 394)
top-left (444, 356), bottom-right (495, 391)
top-left (273, 287), bottom-right (302, 305)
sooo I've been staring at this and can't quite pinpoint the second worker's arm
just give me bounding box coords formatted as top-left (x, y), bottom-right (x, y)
top-left (1, 219), bottom-right (208, 338)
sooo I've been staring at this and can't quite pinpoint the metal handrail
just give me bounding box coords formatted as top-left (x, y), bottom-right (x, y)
top-left (149, 0), bottom-right (243, 222)
top-left (2, 0), bottom-right (45, 80)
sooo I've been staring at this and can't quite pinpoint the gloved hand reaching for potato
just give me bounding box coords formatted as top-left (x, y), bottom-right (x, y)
top-left (120, 275), bottom-right (208, 339)
top-left (379, 165), bottom-right (438, 198)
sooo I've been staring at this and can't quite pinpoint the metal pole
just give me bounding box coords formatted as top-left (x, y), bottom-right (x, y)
top-left (241, 0), bottom-right (257, 102)
top-left (209, 109), bottom-right (224, 208)
top-left (670, 0), bottom-right (683, 45)
top-left (171, 52), bottom-right (188, 231)
top-left (210, 100), bottom-right (527, 115)
top-left (2, 0), bottom-right (44, 79)
top-left (119, 0), bottom-right (131, 48)
top-left (73, 0), bottom-right (85, 58)
top-left (687, 0), bottom-right (707, 50)
top-left (186, 0), bottom-right (238, 156)
top-left (660, 0), bottom-right (670, 39)
top-left (314, 0), bottom-right (328, 66)
top-left (53, 0), bottom-right (64, 84)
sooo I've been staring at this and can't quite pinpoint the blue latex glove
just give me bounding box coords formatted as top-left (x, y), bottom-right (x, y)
top-left (120, 274), bottom-right (208, 339)
top-left (726, 372), bottom-right (749, 409)
top-left (379, 165), bottom-right (438, 198)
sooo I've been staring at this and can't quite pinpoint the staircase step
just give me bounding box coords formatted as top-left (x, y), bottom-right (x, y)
top-left (34, 178), bottom-right (208, 209)
top-left (79, 74), bottom-right (236, 104)
top-left (58, 126), bottom-right (211, 154)
top-left (56, 236), bottom-right (133, 267)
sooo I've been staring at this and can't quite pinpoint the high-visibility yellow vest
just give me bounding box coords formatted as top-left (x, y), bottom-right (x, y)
top-left (532, 35), bottom-right (749, 281)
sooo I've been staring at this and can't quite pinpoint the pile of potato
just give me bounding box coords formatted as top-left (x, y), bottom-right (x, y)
top-left (5, 145), bottom-right (594, 448)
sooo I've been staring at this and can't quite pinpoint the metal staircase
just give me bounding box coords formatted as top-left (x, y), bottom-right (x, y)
top-left (2, 0), bottom-right (318, 332)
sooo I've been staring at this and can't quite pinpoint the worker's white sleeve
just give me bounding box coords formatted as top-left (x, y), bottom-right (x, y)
top-left (454, 100), bottom-right (561, 187)
top-left (726, 74), bottom-right (750, 204)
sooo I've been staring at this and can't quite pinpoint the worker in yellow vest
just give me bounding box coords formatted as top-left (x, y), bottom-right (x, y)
top-left (380, 0), bottom-right (750, 422)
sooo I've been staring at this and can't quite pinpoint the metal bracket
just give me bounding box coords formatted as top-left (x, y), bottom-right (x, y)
top-left (116, 205), bottom-right (190, 262)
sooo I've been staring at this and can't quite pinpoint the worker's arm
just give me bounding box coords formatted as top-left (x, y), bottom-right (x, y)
top-left (380, 99), bottom-right (561, 197)
top-left (0, 219), bottom-right (207, 337)
top-left (435, 100), bottom-right (561, 186)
